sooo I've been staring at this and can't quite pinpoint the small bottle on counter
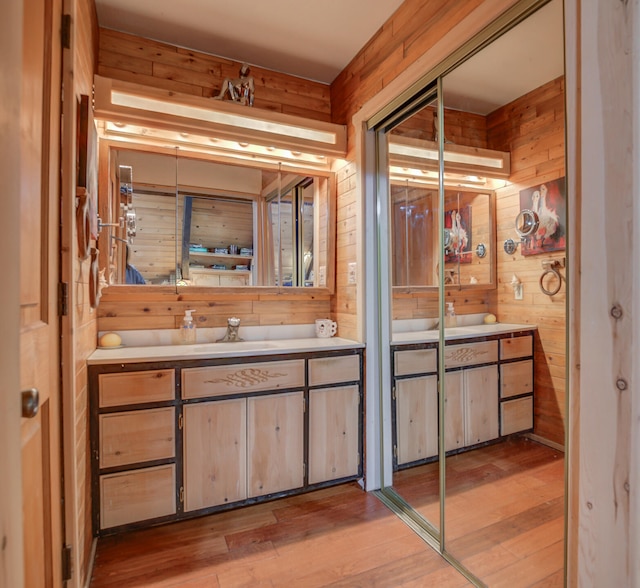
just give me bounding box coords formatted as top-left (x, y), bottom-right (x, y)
top-left (444, 302), bottom-right (457, 328)
top-left (180, 309), bottom-right (197, 344)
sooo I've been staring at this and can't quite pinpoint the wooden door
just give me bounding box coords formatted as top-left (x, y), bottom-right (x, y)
top-left (247, 392), bottom-right (304, 497)
top-left (20, 0), bottom-right (63, 583)
top-left (183, 399), bottom-right (247, 511)
top-left (395, 376), bottom-right (438, 464)
top-left (308, 385), bottom-right (360, 484)
top-left (1, 1), bottom-right (25, 585)
top-left (463, 365), bottom-right (499, 446)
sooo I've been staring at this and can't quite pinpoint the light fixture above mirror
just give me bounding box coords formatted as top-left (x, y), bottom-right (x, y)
top-left (93, 75), bottom-right (347, 167)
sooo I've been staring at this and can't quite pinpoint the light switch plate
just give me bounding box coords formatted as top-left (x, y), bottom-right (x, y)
top-left (348, 262), bottom-right (357, 284)
top-left (318, 265), bottom-right (326, 286)
top-left (514, 283), bottom-right (523, 300)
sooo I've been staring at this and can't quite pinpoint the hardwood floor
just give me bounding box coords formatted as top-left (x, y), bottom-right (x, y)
top-left (90, 482), bottom-right (472, 588)
top-left (90, 437), bottom-right (564, 588)
top-left (393, 436), bottom-right (565, 587)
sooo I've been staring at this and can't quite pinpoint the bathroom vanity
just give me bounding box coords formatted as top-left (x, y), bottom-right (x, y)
top-left (391, 324), bottom-right (535, 470)
top-left (88, 338), bottom-right (363, 535)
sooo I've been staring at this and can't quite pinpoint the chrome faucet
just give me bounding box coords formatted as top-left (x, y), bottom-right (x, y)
top-left (217, 317), bottom-right (244, 342)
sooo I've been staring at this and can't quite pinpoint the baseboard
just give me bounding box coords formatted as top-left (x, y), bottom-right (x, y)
top-left (525, 433), bottom-right (565, 453)
top-left (83, 537), bottom-right (98, 588)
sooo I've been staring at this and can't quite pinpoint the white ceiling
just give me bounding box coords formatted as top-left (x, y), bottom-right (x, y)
top-left (94, 0), bottom-right (564, 111)
top-left (443, 0), bottom-right (564, 114)
top-left (94, 0), bottom-right (405, 84)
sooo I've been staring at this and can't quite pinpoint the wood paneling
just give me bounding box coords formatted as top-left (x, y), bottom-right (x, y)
top-left (488, 77), bottom-right (566, 446)
top-left (331, 0), bottom-right (491, 148)
top-left (97, 287), bottom-right (332, 331)
top-left (98, 28), bottom-right (332, 122)
top-left (332, 161), bottom-right (359, 340)
top-left (62, 0), bottom-right (100, 584)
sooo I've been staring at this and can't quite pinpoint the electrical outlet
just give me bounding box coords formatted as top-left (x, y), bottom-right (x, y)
top-left (348, 262), bottom-right (357, 284)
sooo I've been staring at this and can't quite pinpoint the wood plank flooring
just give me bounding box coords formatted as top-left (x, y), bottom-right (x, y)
top-left (90, 482), bottom-right (471, 588)
top-left (90, 437), bottom-right (564, 588)
top-left (393, 436), bottom-right (565, 587)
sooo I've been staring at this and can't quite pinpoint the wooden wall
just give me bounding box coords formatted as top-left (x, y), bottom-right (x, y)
top-left (489, 76), bottom-right (566, 445)
top-left (332, 162), bottom-right (358, 340)
top-left (65, 0), bottom-right (99, 585)
top-left (97, 288), bottom-right (331, 331)
top-left (331, 0), bottom-right (487, 153)
top-left (98, 28), bottom-right (331, 122)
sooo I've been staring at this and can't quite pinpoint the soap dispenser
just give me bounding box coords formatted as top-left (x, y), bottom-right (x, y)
top-left (445, 302), bottom-right (457, 328)
top-left (181, 309), bottom-right (197, 344)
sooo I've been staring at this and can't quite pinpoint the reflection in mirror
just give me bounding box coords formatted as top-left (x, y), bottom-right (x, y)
top-left (390, 183), bottom-right (494, 287)
top-left (265, 175), bottom-right (316, 287)
top-left (439, 0), bottom-right (566, 582)
top-left (384, 1), bottom-right (566, 582)
top-left (101, 146), bottom-right (333, 289)
top-left (106, 149), bottom-right (178, 286)
top-left (178, 194), bottom-right (255, 287)
top-left (386, 93), bottom-right (442, 535)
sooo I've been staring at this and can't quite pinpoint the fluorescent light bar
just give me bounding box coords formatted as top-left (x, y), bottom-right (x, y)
top-left (389, 142), bottom-right (505, 169)
top-left (101, 122), bottom-right (331, 169)
top-left (112, 91), bottom-right (337, 145)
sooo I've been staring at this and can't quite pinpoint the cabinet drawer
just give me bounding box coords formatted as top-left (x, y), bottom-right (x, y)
top-left (99, 407), bottom-right (175, 469)
top-left (444, 340), bottom-right (498, 369)
top-left (182, 359), bottom-right (305, 399)
top-left (99, 369), bottom-right (175, 408)
top-left (100, 464), bottom-right (176, 529)
top-left (394, 348), bottom-right (437, 376)
top-left (501, 396), bottom-right (533, 435)
top-left (308, 355), bottom-right (359, 386)
top-left (500, 360), bottom-right (533, 398)
top-left (500, 335), bottom-right (533, 360)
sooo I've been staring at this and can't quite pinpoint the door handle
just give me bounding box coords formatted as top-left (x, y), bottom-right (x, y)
top-left (21, 388), bottom-right (39, 419)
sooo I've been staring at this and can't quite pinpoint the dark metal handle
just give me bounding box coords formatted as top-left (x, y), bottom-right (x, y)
top-left (21, 388), bottom-right (39, 419)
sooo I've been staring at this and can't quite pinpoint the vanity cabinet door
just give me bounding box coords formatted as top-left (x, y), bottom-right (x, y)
top-left (395, 375), bottom-right (438, 465)
top-left (247, 391), bottom-right (304, 497)
top-left (309, 385), bottom-right (360, 484)
top-left (444, 366), bottom-right (499, 451)
top-left (183, 399), bottom-right (247, 512)
top-left (464, 365), bottom-right (499, 445)
top-left (444, 371), bottom-right (464, 452)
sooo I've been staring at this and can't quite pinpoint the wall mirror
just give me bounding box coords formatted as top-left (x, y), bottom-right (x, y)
top-left (98, 145), bottom-right (335, 291)
top-left (380, 0), bottom-right (566, 584)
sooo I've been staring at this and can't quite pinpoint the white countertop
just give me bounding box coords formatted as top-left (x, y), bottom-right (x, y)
top-left (392, 323), bottom-right (536, 345)
top-left (88, 337), bottom-right (364, 365)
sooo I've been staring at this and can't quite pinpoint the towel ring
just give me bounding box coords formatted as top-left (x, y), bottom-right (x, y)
top-left (539, 267), bottom-right (562, 296)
